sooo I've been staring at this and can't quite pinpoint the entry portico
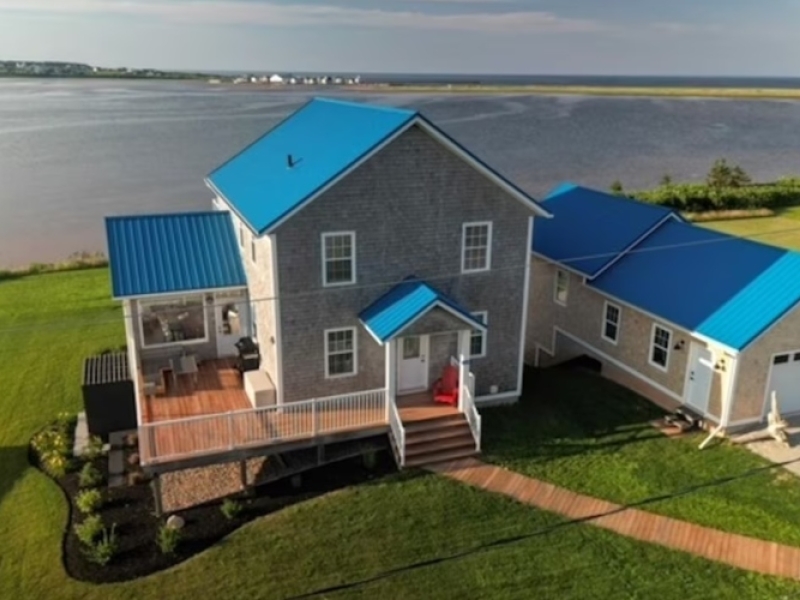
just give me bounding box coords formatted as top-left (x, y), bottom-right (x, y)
top-left (359, 277), bottom-right (487, 411)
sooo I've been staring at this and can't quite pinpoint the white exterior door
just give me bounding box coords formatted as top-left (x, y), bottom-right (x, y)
top-left (685, 344), bottom-right (714, 414)
top-left (215, 301), bottom-right (248, 357)
top-left (766, 352), bottom-right (800, 415)
top-left (397, 335), bottom-right (429, 394)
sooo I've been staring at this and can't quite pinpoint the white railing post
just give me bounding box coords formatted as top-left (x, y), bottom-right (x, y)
top-left (227, 411), bottom-right (235, 449)
top-left (458, 353), bottom-right (467, 413)
top-left (312, 400), bottom-right (318, 436)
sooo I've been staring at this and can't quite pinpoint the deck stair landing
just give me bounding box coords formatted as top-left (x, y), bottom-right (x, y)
top-left (403, 414), bottom-right (478, 467)
top-left (396, 393), bottom-right (479, 468)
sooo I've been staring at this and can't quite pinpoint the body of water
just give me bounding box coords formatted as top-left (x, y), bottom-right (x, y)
top-left (1, 78), bottom-right (800, 267)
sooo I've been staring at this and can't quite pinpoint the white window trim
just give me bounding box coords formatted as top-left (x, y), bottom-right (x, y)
top-left (601, 301), bottom-right (621, 345)
top-left (554, 269), bottom-right (569, 306)
top-left (321, 231), bottom-right (357, 287)
top-left (461, 221), bottom-right (493, 274)
top-left (324, 327), bottom-right (358, 379)
top-left (238, 223), bottom-right (245, 249)
top-left (138, 294), bottom-right (209, 350)
top-left (250, 236), bottom-right (257, 264)
top-left (649, 323), bottom-right (672, 372)
top-left (470, 311), bottom-right (488, 359)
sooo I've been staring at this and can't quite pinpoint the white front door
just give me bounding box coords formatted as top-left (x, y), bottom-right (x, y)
top-left (685, 344), bottom-right (714, 414)
top-left (397, 335), bottom-right (429, 394)
top-left (215, 301), bottom-right (248, 357)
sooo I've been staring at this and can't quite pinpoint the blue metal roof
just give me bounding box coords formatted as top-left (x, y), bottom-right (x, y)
top-left (590, 220), bottom-right (787, 348)
top-left (359, 277), bottom-right (486, 343)
top-left (534, 184), bottom-right (677, 277)
top-left (106, 211), bottom-right (247, 298)
top-left (697, 252), bottom-right (800, 349)
top-left (207, 98), bottom-right (417, 234)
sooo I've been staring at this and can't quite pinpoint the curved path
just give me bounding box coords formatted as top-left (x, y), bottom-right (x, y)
top-left (427, 457), bottom-right (800, 580)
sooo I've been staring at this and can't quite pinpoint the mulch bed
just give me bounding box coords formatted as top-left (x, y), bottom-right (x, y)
top-left (43, 449), bottom-right (397, 584)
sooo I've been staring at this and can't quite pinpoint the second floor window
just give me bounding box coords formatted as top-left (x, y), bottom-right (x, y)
top-left (322, 232), bottom-right (356, 286)
top-left (554, 269), bottom-right (569, 305)
top-left (462, 222), bottom-right (492, 273)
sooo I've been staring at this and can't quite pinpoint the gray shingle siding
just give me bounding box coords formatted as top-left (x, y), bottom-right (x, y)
top-left (274, 124), bottom-right (533, 402)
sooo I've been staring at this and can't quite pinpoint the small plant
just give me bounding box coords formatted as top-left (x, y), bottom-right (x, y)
top-left (79, 462), bottom-right (103, 488)
top-left (220, 498), bottom-right (243, 520)
top-left (156, 523), bottom-right (182, 555)
top-left (30, 412), bottom-right (77, 478)
top-left (82, 435), bottom-right (105, 461)
top-left (127, 452), bottom-right (140, 467)
top-left (74, 514), bottom-right (104, 546)
top-left (83, 525), bottom-right (118, 566)
top-left (76, 488), bottom-right (103, 515)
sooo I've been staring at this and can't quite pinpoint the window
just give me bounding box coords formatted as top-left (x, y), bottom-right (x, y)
top-left (461, 222), bottom-right (492, 273)
top-left (602, 302), bottom-right (621, 344)
top-left (325, 328), bottom-right (357, 378)
top-left (239, 224), bottom-right (245, 248)
top-left (139, 295), bottom-right (207, 348)
top-left (250, 238), bottom-right (257, 264)
top-left (470, 311), bottom-right (487, 358)
top-left (554, 269), bottom-right (569, 306)
top-left (774, 354), bottom-right (790, 365)
top-left (251, 303), bottom-right (259, 340)
top-left (650, 324), bottom-right (672, 370)
top-left (322, 232), bottom-right (356, 286)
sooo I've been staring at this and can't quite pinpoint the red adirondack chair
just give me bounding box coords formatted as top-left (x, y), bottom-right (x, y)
top-left (433, 364), bottom-right (459, 406)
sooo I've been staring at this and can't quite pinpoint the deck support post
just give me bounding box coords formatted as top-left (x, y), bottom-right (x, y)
top-left (317, 443), bottom-right (325, 465)
top-left (239, 459), bottom-right (248, 490)
top-left (152, 474), bottom-right (163, 517)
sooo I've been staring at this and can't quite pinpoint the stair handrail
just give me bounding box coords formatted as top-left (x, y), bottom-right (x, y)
top-left (388, 399), bottom-right (406, 467)
top-left (461, 383), bottom-right (482, 452)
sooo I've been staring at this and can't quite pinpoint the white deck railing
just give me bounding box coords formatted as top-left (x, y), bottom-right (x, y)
top-left (388, 398), bottom-right (406, 467)
top-left (461, 382), bottom-right (482, 452)
top-left (139, 388), bottom-right (387, 466)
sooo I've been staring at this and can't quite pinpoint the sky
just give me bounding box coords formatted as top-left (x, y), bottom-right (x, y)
top-left (0, 0), bottom-right (799, 76)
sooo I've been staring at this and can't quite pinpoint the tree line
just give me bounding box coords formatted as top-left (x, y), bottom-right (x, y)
top-left (610, 159), bottom-right (800, 212)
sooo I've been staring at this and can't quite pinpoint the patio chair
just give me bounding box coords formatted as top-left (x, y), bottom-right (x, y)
top-left (433, 364), bottom-right (459, 407)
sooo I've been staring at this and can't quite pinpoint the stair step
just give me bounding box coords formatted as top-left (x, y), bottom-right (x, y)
top-left (405, 423), bottom-right (472, 445)
top-left (404, 446), bottom-right (479, 468)
top-left (405, 434), bottom-right (476, 457)
top-left (403, 414), bottom-right (467, 434)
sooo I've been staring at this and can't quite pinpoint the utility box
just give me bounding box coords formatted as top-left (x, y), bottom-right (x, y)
top-left (82, 353), bottom-right (136, 441)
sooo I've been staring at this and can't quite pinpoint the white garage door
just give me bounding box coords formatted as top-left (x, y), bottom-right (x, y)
top-left (767, 352), bottom-right (800, 415)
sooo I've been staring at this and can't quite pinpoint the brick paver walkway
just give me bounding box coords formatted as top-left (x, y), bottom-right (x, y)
top-left (427, 457), bottom-right (800, 580)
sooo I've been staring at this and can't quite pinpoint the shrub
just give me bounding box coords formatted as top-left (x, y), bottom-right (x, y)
top-left (79, 462), bottom-right (103, 488)
top-left (74, 514), bottom-right (104, 546)
top-left (30, 414), bottom-right (76, 478)
top-left (220, 498), bottom-right (243, 520)
top-left (83, 525), bottom-right (118, 566)
top-left (76, 488), bottom-right (104, 515)
top-left (156, 523), bottom-right (182, 555)
top-left (127, 452), bottom-right (140, 467)
top-left (82, 435), bottom-right (105, 461)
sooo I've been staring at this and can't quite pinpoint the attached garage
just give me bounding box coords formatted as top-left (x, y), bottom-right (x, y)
top-left (765, 352), bottom-right (800, 416)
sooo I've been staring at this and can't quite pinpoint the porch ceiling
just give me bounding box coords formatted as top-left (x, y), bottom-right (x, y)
top-left (359, 276), bottom-right (486, 344)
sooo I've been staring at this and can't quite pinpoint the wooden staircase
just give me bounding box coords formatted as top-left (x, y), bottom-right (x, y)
top-left (402, 413), bottom-right (478, 468)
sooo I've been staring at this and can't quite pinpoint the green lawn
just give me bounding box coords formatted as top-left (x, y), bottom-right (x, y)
top-left (484, 367), bottom-right (800, 547)
top-left (702, 206), bottom-right (800, 250)
top-left (3, 269), bottom-right (800, 599)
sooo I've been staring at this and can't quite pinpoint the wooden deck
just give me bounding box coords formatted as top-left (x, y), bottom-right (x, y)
top-left (142, 359), bottom-right (250, 424)
top-left (397, 391), bottom-right (460, 423)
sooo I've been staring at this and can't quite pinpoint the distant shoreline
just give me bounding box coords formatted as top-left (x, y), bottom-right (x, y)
top-left (348, 83), bottom-right (800, 100)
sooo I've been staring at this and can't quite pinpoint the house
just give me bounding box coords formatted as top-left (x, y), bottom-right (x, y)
top-left (269, 73), bottom-right (284, 84)
top-left (104, 97), bottom-right (550, 506)
top-left (527, 184), bottom-right (800, 433)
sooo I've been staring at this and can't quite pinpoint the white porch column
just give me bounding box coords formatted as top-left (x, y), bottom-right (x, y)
top-left (385, 339), bottom-right (397, 421)
top-left (457, 329), bottom-right (471, 413)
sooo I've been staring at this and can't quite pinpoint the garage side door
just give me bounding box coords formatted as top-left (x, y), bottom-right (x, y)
top-left (767, 352), bottom-right (800, 415)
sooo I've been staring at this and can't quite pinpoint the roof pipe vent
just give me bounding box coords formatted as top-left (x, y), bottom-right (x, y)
top-left (287, 154), bottom-right (295, 168)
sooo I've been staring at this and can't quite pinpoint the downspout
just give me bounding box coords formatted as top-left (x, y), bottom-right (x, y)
top-left (699, 354), bottom-right (737, 450)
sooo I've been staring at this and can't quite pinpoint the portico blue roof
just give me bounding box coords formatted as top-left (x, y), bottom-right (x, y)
top-left (359, 277), bottom-right (486, 343)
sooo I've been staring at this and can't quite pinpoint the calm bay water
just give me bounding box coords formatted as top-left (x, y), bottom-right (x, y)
top-left (2, 78), bottom-right (800, 267)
